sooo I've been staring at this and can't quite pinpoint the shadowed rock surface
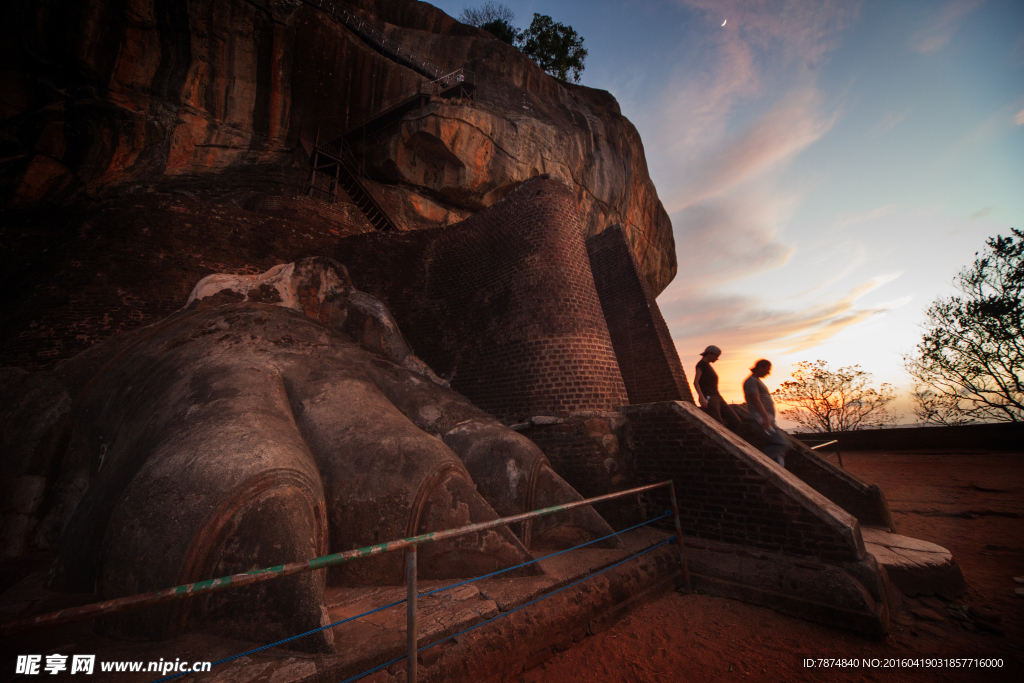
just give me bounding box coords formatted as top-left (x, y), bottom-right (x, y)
top-left (1, 0), bottom-right (675, 371)
top-left (0, 0), bottom-right (946, 662)
top-left (0, 258), bottom-right (616, 649)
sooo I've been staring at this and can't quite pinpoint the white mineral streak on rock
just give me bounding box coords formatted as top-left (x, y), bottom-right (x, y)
top-left (443, 420), bottom-right (476, 438)
top-left (505, 457), bottom-right (523, 499)
top-left (185, 262), bottom-right (295, 307)
top-left (184, 260), bottom-right (449, 388)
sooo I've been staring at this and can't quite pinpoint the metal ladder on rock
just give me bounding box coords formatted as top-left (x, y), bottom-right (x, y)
top-left (299, 127), bottom-right (397, 232)
top-left (299, 0), bottom-right (475, 231)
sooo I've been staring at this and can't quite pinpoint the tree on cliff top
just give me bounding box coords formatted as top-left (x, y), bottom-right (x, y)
top-left (480, 18), bottom-right (519, 45)
top-left (519, 14), bottom-right (588, 83)
top-left (459, 2), bottom-right (518, 43)
top-left (459, 5), bottom-right (588, 82)
top-left (772, 361), bottom-right (898, 432)
top-left (904, 229), bottom-right (1024, 423)
top-left (459, 2), bottom-right (515, 27)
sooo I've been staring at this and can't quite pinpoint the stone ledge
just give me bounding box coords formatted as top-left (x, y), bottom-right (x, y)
top-left (862, 526), bottom-right (968, 598)
top-left (683, 538), bottom-right (891, 640)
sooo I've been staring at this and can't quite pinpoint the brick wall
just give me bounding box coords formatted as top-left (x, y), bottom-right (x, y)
top-left (729, 404), bottom-right (895, 530)
top-left (528, 419), bottom-right (619, 500)
top-left (623, 402), bottom-right (861, 564)
top-left (586, 225), bottom-right (693, 405)
top-left (334, 176), bottom-right (629, 420)
top-left (524, 413), bottom-right (644, 529)
top-left (784, 444), bottom-right (894, 530)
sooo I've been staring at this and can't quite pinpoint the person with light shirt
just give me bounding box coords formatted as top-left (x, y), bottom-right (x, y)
top-left (742, 359), bottom-right (788, 468)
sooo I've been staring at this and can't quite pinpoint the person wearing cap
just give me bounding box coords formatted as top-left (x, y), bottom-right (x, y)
top-left (742, 359), bottom-right (789, 467)
top-left (694, 345), bottom-right (738, 428)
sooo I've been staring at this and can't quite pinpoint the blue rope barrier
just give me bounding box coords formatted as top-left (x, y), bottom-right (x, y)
top-left (338, 651), bottom-right (409, 683)
top-left (147, 598), bottom-right (409, 683)
top-left (338, 538), bottom-right (674, 683)
top-left (148, 513), bottom-right (673, 683)
top-left (420, 539), bottom-right (673, 652)
top-left (416, 511), bottom-right (672, 600)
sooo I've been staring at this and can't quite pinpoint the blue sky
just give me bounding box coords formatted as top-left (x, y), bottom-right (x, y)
top-left (429, 0), bottom-right (1024, 421)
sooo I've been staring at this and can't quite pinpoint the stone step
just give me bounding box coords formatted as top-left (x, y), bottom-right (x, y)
top-left (861, 526), bottom-right (967, 598)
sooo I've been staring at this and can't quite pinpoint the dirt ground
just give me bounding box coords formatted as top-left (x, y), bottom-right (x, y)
top-left (521, 450), bottom-right (1024, 683)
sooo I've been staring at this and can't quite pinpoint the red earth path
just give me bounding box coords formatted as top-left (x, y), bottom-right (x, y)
top-left (522, 450), bottom-right (1023, 682)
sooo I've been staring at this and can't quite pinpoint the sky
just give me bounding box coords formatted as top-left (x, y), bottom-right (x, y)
top-left (428, 0), bottom-right (1024, 424)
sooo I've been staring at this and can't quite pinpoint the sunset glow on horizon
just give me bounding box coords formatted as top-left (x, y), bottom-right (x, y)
top-left (431, 0), bottom-right (1023, 424)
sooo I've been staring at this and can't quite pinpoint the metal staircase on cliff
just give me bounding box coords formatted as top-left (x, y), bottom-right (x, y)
top-left (299, 127), bottom-right (397, 232)
top-left (298, 0), bottom-right (476, 232)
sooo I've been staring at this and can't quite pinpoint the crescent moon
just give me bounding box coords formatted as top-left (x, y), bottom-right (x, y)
top-left (722, 19), bottom-right (727, 27)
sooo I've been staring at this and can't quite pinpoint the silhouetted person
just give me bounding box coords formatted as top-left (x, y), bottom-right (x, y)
top-left (743, 359), bottom-right (788, 467)
top-left (694, 345), bottom-right (739, 428)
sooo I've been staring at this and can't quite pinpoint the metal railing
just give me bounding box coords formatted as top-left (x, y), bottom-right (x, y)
top-left (297, 125), bottom-right (399, 230)
top-left (430, 68), bottom-right (474, 92)
top-left (2, 481), bottom-right (689, 682)
top-left (338, 66), bottom-right (474, 142)
top-left (808, 438), bottom-right (844, 468)
top-left (301, 0), bottom-right (453, 81)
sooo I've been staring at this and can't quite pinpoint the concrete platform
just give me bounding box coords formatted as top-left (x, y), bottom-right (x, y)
top-left (861, 526), bottom-right (968, 598)
top-left (0, 529), bottom-right (681, 683)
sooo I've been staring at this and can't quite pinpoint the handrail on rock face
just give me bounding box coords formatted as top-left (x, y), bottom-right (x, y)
top-left (301, 0), bottom-right (473, 84)
top-left (431, 68), bottom-right (474, 91)
top-left (298, 126), bottom-right (399, 232)
top-left (295, 1), bottom-right (476, 232)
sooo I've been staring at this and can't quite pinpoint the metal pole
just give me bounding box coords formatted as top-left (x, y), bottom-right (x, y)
top-left (810, 439), bottom-right (843, 469)
top-left (308, 151), bottom-right (318, 197)
top-left (667, 481), bottom-right (692, 593)
top-left (407, 545), bottom-right (418, 683)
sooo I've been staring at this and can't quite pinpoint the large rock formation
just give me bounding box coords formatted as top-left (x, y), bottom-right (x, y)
top-left (1, 0), bottom-right (675, 371)
top-left (0, 0), bottom-right (935, 658)
top-left (1, 257), bottom-right (617, 648)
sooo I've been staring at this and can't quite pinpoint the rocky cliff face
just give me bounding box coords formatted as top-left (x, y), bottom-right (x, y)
top-left (1, 0), bottom-right (676, 367)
